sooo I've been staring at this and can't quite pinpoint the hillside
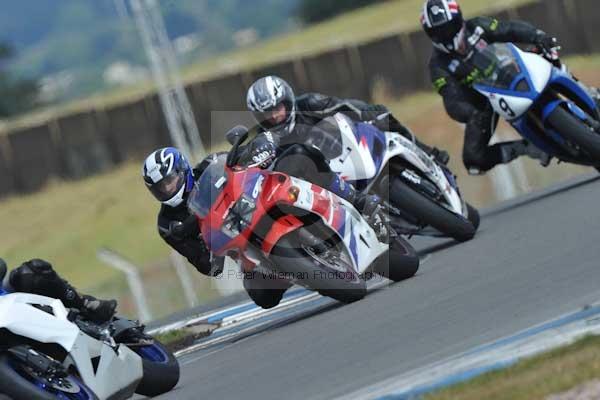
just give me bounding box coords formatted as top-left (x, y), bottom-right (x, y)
top-left (0, 0), bottom-right (300, 103)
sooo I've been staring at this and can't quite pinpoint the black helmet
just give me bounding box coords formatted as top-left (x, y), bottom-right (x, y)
top-left (421, 0), bottom-right (465, 53)
top-left (246, 76), bottom-right (296, 135)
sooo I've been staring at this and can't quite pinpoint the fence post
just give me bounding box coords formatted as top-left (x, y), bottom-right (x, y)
top-left (96, 248), bottom-right (153, 322)
top-left (169, 252), bottom-right (198, 308)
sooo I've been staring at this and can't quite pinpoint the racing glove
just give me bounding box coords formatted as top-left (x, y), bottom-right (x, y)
top-left (250, 136), bottom-right (277, 168)
top-left (165, 215), bottom-right (201, 241)
top-left (535, 31), bottom-right (561, 65)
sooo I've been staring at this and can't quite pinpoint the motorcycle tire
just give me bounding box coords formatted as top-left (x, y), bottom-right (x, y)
top-left (390, 178), bottom-right (477, 242)
top-left (373, 236), bottom-right (419, 282)
top-left (132, 340), bottom-right (180, 397)
top-left (0, 353), bottom-right (98, 400)
top-left (547, 105), bottom-right (600, 160)
top-left (270, 231), bottom-right (367, 304)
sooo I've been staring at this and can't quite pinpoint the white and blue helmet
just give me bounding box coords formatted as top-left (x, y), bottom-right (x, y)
top-left (142, 147), bottom-right (194, 207)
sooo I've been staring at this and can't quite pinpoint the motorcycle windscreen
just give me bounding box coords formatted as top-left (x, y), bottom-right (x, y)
top-left (188, 154), bottom-right (227, 219)
top-left (470, 43), bottom-right (522, 90)
top-left (305, 117), bottom-right (345, 159)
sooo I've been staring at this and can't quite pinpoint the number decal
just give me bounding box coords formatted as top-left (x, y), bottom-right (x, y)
top-left (499, 98), bottom-right (516, 118)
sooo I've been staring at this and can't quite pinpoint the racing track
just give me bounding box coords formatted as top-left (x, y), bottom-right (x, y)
top-left (155, 173), bottom-right (600, 400)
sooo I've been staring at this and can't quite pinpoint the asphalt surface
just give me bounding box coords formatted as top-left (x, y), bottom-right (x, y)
top-left (157, 173), bottom-right (600, 400)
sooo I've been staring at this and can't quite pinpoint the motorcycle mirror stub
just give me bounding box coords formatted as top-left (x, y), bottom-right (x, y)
top-left (226, 126), bottom-right (250, 167)
top-left (226, 125), bottom-right (249, 145)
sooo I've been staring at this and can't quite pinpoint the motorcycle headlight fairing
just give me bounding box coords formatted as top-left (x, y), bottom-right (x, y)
top-left (222, 195), bottom-right (257, 238)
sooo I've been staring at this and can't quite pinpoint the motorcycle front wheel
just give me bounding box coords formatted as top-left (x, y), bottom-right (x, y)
top-left (390, 178), bottom-right (477, 242)
top-left (546, 105), bottom-right (600, 161)
top-left (0, 353), bottom-right (98, 400)
top-left (270, 230), bottom-right (367, 304)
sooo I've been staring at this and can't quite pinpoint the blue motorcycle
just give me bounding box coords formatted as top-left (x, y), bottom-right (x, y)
top-left (472, 42), bottom-right (600, 167)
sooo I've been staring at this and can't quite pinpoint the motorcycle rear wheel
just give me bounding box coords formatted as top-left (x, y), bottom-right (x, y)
top-left (270, 230), bottom-right (367, 303)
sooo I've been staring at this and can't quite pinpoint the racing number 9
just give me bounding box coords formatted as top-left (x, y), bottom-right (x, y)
top-left (499, 98), bottom-right (516, 118)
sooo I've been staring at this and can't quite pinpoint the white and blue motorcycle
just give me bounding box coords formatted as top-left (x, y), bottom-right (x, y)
top-left (303, 113), bottom-right (480, 242)
top-left (0, 259), bottom-right (179, 400)
top-left (471, 42), bottom-right (600, 167)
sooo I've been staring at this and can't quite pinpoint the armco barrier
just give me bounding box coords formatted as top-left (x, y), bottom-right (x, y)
top-left (0, 136), bottom-right (14, 193)
top-left (357, 35), bottom-right (412, 98)
top-left (105, 98), bottom-right (164, 163)
top-left (7, 123), bottom-right (61, 193)
top-left (247, 59), bottom-right (310, 94)
top-left (0, 0), bottom-right (597, 198)
top-left (303, 47), bottom-right (368, 99)
top-left (576, 0), bottom-right (600, 53)
top-left (55, 110), bottom-right (114, 179)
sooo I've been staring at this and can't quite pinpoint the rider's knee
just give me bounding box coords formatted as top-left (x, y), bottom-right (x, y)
top-left (246, 288), bottom-right (285, 309)
top-left (9, 259), bottom-right (56, 293)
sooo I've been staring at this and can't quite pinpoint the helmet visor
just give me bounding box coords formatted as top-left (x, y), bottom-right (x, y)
top-left (253, 101), bottom-right (292, 130)
top-left (428, 17), bottom-right (464, 48)
top-left (149, 171), bottom-right (185, 202)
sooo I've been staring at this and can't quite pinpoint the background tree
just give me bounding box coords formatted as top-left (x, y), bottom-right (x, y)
top-left (0, 42), bottom-right (39, 118)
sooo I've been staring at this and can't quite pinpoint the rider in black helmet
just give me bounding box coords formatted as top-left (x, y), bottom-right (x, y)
top-left (5, 258), bottom-right (117, 323)
top-left (421, 0), bottom-right (557, 174)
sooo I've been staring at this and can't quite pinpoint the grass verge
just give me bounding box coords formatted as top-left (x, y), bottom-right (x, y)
top-left (154, 324), bottom-right (215, 353)
top-left (425, 335), bottom-right (600, 400)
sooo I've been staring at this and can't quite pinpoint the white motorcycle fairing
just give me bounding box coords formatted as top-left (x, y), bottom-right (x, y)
top-left (382, 131), bottom-right (466, 217)
top-left (0, 292), bottom-right (143, 400)
top-left (319, 113), bottom-right (467, 218)
top-left (289, 176), bottom-right (389, 273)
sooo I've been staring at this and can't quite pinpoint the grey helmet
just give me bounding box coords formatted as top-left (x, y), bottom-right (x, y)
top-left (246, 76), bottom-right (296, 135)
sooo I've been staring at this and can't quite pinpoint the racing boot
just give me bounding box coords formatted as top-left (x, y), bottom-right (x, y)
top-left (429, 147), bottom-right (450, 165)
top-left (327, 175), bottom-right (392, 243)
top-left (499, 140), bottom-right (551, 167)
top-left (9, 259), bottom-right (117, 323)
top-left (355, 193), bottom-right (393, 244)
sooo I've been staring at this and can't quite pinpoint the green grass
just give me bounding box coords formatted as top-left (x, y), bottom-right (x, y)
top-left (0, 0), bottom-right (535, 133)
top-left (0, 162), bottom-right (165, 289)
top-left (425, 335), bottom-right (600, 400)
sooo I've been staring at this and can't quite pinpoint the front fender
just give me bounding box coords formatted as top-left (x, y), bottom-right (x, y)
top-left (542, 99), bottom-right (587, 124)
top-left (261, 215), bottom-right (304, 255)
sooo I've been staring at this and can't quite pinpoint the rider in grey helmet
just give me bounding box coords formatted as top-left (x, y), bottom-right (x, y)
top-left (244, 75), bottom-right (449, 239)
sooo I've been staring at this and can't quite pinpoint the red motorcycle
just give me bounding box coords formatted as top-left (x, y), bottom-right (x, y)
top-left (188, 130), bottom-right (419, 303)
